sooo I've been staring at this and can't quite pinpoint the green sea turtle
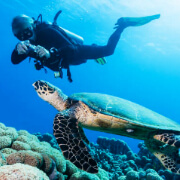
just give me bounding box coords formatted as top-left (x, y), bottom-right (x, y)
top-left (33, 80), bottom-right (180, 174)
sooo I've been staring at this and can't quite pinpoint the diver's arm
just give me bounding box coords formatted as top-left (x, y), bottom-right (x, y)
top-left (11, 41), bottom-right (30, 64)
top-left (11, 49), bottom-right (28, 64)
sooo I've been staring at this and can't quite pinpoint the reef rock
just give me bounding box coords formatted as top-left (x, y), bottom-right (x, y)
top-left (0, 123), bottom-right (66, 180)
top-left (0, 163), bottom-right (49, 180)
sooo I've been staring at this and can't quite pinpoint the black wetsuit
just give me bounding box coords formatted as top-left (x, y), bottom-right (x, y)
top-left (11, 22), bottom-right (123, 79)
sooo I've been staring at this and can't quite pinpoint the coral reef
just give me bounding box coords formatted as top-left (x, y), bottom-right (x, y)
top-left (1, 122), bottom-right (180, 180)
top-left (97, 137), bottom-right (131, 155)
top-left (0, 152), bottom-right (6, 166)
top-left (0, 123), bottom-right (108, 180)
top-left (35, 132), bottom-right (60, 150)
top-left (35, 133), bottom-right (180, 180)
top-left (90, 136), bottom-right (180, 180)
top-left (0, 122), bottom-right (65, 179)
top-left (0, 163), bottom-right (49, 180)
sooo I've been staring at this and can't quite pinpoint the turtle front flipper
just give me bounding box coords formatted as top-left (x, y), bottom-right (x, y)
top-left (79, 125), bottom-right (90, 145)
top-left (154, 133), bottom-right (180, 148)
top-left (153, 151), bottom-right (180, 174)
top-left (53, 113), bottom-right (98, 173)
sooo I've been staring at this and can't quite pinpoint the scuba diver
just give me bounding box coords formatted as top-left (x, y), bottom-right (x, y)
top-left (11, 11), bottom-right (160, 82)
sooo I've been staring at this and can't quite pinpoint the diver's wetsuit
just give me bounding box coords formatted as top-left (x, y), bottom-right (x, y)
top-left (11, 22), bottom-right (122, 72)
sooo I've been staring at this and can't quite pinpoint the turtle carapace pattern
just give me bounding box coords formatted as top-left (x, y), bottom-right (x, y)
top-left (33, 80), bottom-right (180, 174)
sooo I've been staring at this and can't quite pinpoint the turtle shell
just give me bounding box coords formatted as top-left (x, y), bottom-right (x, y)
top-left (70, 93), bottom-right (180, 131)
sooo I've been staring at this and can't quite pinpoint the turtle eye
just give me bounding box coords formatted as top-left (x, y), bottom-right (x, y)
top-left (39, 81), bottom-right (46, 87)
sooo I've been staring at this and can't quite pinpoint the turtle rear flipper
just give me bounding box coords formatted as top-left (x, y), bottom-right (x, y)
top-left (154, 133), bottom-right (180, 148)
top-left (153, 151), bottom-right (180, 174)
top-left (53, 113), bottom-right (98, 173)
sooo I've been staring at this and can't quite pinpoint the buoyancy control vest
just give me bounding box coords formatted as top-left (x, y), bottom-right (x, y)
top-left (33, 10), bottom-right (84, 82)
top-left (53, 10), bottom-right (84, 45)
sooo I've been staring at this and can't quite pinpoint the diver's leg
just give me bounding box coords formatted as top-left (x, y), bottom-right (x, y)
top-left (105, 27), bottom-right (124, 56)
top-left (73, 14), bottom-right (160, 61)
top-left (106, 14), bottom-right (160, 54)
top-left (105, 14), bottom-right (160, 55)
top-left (74, 27), bottom-right (124, 61)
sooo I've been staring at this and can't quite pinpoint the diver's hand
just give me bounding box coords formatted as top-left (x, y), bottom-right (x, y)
top-left (16, 41), bottom-right (30, 55)
top-left (35, 45), bottom-right (50, 59)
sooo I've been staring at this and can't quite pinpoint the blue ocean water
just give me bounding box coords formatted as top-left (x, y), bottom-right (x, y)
top-left (1, 0), bottom-right (180, 153)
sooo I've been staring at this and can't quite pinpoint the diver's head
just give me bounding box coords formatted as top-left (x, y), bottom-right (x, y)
top-left (12, 14), bottom-right (36, 41)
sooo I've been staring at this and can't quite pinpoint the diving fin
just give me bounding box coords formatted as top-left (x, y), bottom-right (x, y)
top-left (95, 57), bottom-right (107, 65)
top-left (114, 14), bottom-right (160, 29)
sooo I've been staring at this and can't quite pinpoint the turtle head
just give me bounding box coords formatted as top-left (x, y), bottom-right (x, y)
top-left (33, 80), bottom-right (68, 111)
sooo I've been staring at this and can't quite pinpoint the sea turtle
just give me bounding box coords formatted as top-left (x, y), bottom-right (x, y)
top-left (33, 80), bottom-right (180, 174)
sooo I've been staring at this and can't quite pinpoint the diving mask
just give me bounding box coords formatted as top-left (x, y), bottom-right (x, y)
top-left (15, 26), bottom-right (33, 41)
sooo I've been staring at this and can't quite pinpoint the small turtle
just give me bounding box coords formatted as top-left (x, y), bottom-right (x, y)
top-left (33, 80), bottom-right (180, 174)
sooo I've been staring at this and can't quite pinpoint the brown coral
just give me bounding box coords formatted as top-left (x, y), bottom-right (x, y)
top-left (6, 150), bottom-right (58, 174)
top-left (41, 153), bottom-right (54, 173)
top-left (7, 151), bottom-right (41, 168)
